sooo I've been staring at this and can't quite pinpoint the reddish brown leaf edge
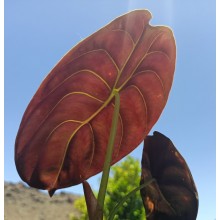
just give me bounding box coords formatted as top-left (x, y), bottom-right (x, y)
top-left (15, 9), bottom-right (176, 194)
top-left (140, 131), bottom-right (199, 220)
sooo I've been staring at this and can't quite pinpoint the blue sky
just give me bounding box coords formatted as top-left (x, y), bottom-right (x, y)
top-left (5, 0), bottom-right (216, 219)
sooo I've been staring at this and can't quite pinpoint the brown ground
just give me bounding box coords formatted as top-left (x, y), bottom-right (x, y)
top-left (4, 182), bottom-right (81, 220)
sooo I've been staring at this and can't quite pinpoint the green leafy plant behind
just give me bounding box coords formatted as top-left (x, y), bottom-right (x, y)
top-left (105, 156), bottom-right (145, 219)
top-left (71, 156), bottom-right (145, 220)
top-left (71, 197), bottom-right (89, 220)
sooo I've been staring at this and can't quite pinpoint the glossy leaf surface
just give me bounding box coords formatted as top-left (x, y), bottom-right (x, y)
top-left (15, 10), bottom-right (176, 193)
top-left (140, 131), bottom-right (199, 220)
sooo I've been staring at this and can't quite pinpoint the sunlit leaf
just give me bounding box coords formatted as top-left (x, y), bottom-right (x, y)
top-left (140, 131), bottom-right (199, 220)
top-left (15, 10), bottom-right (176, 193)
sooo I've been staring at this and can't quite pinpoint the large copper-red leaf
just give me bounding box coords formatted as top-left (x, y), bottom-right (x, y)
top-left (140, 131), bottom-right (199, 220)
top-left (15, 10), bottom-right (176, 193)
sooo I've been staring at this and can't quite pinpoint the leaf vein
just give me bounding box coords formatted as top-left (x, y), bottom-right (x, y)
top-left (117, 31), bottom-right (168, 90)
top-left (46, 69), bottom-right (111, 99)
top-left (111, 29), bottom-right (135, 45)
top-left (132, 70), bottom-right (166, 99)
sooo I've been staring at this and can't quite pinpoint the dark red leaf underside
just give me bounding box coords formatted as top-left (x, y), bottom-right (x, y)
top-left (140, 131), bottom-right (198, 220)
top-left (15, 10), bottom-right (176, 193)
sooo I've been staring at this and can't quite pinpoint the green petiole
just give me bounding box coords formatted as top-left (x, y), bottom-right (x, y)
top-left (94, 90), bottom-right (120, 220)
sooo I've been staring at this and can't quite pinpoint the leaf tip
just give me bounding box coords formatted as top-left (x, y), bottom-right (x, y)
top-left (48, 188), bottom-right (56, 197)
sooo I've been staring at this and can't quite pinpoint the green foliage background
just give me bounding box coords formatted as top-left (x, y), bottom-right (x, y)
top-left (70, 156), bottom-right (145, 220)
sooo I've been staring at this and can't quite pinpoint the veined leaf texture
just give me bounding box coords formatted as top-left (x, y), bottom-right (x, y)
top-left (15, 10), bottom-right (176, 193)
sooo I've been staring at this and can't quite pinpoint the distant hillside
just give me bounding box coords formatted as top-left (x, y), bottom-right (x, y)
top-left (4, 182), bottom-right (81, 220)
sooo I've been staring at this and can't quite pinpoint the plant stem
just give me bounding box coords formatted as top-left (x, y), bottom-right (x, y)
top-left (95, 90), bottom-right (120, 220)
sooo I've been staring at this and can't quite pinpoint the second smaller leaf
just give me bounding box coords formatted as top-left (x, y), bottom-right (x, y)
top-left (140, 131), bottom-right (199, 220)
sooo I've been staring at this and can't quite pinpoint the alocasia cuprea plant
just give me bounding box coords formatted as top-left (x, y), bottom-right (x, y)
top-left (15, 9), bottom-right (198, 219)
